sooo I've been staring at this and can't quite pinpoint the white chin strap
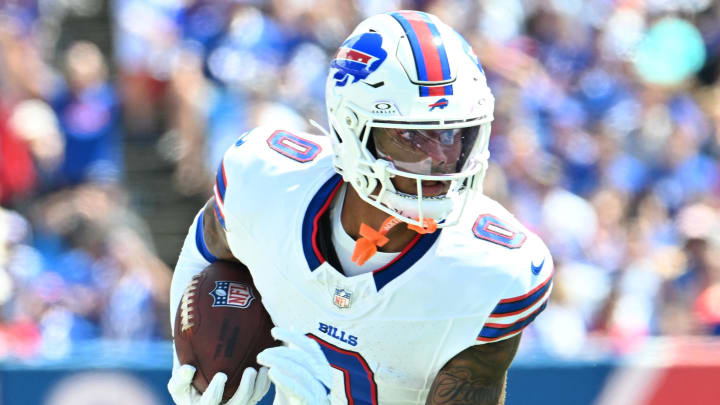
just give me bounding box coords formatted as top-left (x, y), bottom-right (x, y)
top-left (380, 189), bottom-right (454, 222)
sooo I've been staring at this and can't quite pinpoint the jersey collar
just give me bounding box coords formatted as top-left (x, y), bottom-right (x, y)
top-left (301, 173), bottom-right (441, 291)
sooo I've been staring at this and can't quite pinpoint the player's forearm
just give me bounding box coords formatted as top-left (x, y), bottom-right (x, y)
top-left (170, 208), bottom-right (218, 330)
top-left (426, 369), bottom-right (506, 405)
top-left (427, 335), bottom-right (520, 405)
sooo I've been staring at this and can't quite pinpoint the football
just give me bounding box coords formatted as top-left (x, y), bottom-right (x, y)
top-left (174, 260), bottom-right (277, 401)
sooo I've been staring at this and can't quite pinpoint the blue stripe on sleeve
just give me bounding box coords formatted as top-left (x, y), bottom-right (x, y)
top-left (215, 161), bottom-right (227, 202)
top-left (214, 201), bottom-right (226, 230)
top-left (490, 278), bottom-right (553, 315)
top-left (479, 301), bottom-right (548, 339)
top-left (195, 211), bottom-right (218, 263)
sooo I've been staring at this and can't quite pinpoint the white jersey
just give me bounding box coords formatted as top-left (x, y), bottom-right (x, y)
top-left (212, 127), bottom-right (553, 405)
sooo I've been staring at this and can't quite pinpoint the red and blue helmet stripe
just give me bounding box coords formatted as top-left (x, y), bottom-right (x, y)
top-left (390, 11), bottom-right (453, 97)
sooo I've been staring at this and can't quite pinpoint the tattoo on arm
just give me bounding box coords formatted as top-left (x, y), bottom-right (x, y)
top-left (426, 334), bottom-right (521, 405)
top-left (202, 198), bottom-right (236, 261)
top-left (428, 366), bottom-right (507, 405)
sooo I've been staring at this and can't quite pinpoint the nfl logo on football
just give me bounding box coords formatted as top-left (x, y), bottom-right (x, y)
top-left (210, 281), bottom-right (255, 309)
top-left (333, 288), bottom-right (352, 309)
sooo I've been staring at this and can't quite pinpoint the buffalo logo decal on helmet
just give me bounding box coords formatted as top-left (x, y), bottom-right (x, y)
top-left (428, 98), bottom-right (449, 111)
top-left (331, 32), bottom-right (388, 87)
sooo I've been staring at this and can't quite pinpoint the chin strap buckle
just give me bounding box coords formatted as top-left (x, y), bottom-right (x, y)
top-left (407, 217), bottom-right (438, 234)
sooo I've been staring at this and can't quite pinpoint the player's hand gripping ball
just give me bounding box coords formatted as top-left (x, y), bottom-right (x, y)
top-left (174, 261), bottom-right (278, 402)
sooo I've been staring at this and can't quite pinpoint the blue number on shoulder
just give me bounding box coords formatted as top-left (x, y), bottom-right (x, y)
top-left (472, 214), bottom-right (526, 249)
top-left (307, 334), bottom-right (378, 405)
top-left (267, 130), bottom-right (321, 163)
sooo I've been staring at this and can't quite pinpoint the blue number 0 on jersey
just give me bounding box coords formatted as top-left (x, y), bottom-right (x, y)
top-left (267, 130), bottom-right (322, 163)
top-left (307, 334), bottom-right (378, 405)
top-left (472, 214), bottom-right (526, 249)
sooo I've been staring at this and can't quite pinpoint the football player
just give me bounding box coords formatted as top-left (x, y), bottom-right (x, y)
top-left (168, 10), bottom-right (553, 405)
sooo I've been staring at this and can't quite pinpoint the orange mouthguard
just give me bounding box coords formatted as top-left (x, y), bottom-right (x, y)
top-left (352, 216), bottom-right (400, 266)
top-left (351, 216), bottom-right (438, 266)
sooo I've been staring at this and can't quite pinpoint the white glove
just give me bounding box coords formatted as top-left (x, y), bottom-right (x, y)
top-left (257, 327), bottom-right (333, 405)
top-left (168, 364), bottom-right (271, 405)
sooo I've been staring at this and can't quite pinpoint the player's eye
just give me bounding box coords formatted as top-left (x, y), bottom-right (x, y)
top-left (438, 130), bottom-right (456, 145)
top-left (394, 131), bottom-right (421, 148)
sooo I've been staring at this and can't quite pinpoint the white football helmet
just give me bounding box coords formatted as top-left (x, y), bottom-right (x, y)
top-left (324, 10), bottom-right (495, 229)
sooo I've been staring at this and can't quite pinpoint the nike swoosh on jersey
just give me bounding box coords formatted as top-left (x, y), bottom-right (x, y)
top-left (531, 258), bottom-right (545, 275)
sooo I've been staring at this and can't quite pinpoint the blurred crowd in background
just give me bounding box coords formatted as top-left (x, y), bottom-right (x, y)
top-left (0, 0), bottom-right (718, 361)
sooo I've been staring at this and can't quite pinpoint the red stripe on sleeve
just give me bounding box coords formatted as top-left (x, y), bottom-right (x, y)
top-left (483, 300), bottom-right (548, 328)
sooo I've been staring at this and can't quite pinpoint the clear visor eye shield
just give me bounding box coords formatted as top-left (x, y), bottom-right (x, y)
top-left (371, 125), bottom-right (489, 177)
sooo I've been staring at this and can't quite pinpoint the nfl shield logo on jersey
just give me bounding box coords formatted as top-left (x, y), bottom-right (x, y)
top-left (333, 288), bottom-right (352, 309)
top-left (210, 281), bottom-right (255, 309)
